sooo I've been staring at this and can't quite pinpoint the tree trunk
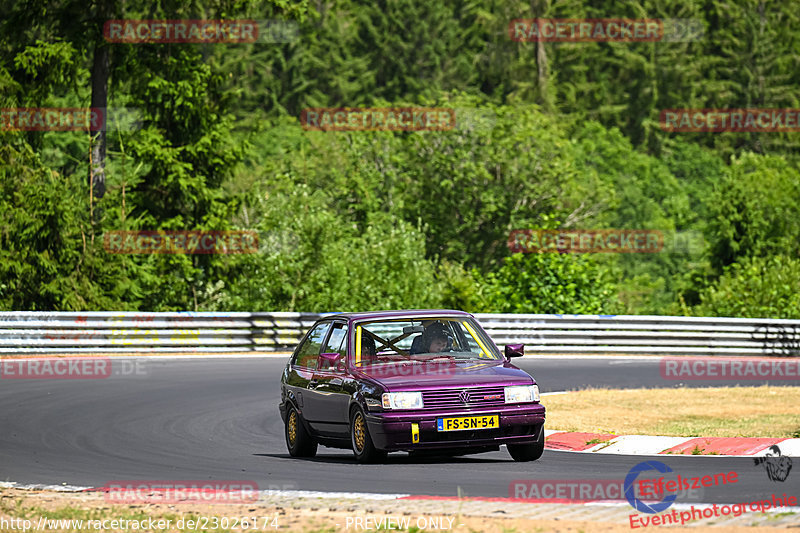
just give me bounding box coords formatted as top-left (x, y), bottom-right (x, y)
top-left (531, 0), bottom-right (549, 107)
top-left (89, 3), bottom-right (111, 200)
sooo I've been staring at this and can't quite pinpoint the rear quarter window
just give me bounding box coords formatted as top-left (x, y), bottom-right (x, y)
top-left (293, 322), bottom-right (331, 369)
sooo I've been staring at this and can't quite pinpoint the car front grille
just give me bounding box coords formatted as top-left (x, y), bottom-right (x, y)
top-left (421, 386), bottom-right (506, 409)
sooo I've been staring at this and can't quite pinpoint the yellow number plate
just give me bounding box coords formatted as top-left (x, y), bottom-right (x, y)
top-left (436, 414), bottom-right (499, 432)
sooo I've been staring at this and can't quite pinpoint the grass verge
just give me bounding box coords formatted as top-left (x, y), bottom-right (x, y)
top-left (543, 385), bottom-right (800, 438)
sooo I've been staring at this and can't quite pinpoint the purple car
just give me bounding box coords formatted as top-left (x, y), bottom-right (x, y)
top-left (279, 310), bottom-right (546, 463)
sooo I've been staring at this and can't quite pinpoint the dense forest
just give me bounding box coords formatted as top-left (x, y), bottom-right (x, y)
top-left (1, 0), bottom-right (799, 317)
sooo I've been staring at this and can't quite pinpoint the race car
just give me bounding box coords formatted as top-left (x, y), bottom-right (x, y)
top-left (279, 309), bottom-right (546, 462)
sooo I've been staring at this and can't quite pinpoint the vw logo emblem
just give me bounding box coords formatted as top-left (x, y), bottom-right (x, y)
top-left (459, 390), bottom-right (470, 403)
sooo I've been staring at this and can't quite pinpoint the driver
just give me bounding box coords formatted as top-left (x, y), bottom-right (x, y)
top-left (423, 322), bottom-right (450, 353)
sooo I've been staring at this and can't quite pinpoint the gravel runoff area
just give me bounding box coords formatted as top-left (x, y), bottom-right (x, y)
top-left (1, 485), bottom-right (799, 532)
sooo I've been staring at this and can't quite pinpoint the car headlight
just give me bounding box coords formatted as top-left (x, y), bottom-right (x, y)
top-left (504, 385), bottom-right (540, 403)
top-left (382, 392), bottom-right (424, 409)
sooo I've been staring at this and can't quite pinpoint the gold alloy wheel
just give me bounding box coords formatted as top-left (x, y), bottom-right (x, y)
top-left (287, 410), bottom-right (298, 446)
top-left (353, 412), bottom-right (366, 452)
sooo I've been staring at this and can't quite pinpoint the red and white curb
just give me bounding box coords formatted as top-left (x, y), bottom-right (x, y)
top-left (544, 430), bottom-right (800, 457)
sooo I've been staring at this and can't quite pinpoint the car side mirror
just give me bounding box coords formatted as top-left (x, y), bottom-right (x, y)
top-left (505, 344), bottom-right (524, 358)
top-left (318, 352), bottom-right (343, 370)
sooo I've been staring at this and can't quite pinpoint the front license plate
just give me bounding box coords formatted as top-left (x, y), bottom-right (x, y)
top-left (436, 414), bottom-right (499, 432)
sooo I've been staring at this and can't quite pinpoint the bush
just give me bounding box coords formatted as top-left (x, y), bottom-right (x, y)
top-left (477, 252), bottom-right (616, 314)
top-left (694, 255), bottom-right (800, 319)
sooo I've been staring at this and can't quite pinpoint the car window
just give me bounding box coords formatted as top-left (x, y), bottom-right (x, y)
top-left (293, 322), bottom-right (331, 369)
top-left (353, 318), bottom-right (501, 365)
top-left (323, 322), bottom-right (347, 357)
top-left (318, 322), bottom-right (347, 371)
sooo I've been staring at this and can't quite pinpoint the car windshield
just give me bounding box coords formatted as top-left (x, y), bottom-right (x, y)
top-left (353, 317), bottom-right (501, 366)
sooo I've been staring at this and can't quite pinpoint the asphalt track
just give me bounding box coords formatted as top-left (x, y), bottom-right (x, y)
top-left (0, 356), bottom-right (795, 505)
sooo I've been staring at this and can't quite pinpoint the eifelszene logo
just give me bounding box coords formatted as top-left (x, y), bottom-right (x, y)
top-left (624, 461), bottom-right (677, 514)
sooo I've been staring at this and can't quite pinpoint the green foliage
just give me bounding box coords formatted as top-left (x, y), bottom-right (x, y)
top-left (434, 261), bottom-right (486, 313)
top-left (1, 0), bottom-right (799, 318)
top-left (707, 152), bottom-right (800, 272)
top-left (220, 194), bottom-right (443, 312)
top-left (0, 143), bottom-right (149, 310)
top-left (658, 139), bottom-right (725, 227)
top-left (697, 0), bottom-right (800, 156)
top-left (695, 255), bottom-right (800, 319)
top-left (396, 101), bottom-right (596, 270)
top-left (478, 252), bottom-right (616, 314)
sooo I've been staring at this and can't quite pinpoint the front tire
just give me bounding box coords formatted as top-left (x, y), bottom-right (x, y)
top-left (285, 405), bottom-right (317, 458)
top-left (350, 408), bottom-right (386, 463)
top-left (507, 425), bottom-right (545, 462)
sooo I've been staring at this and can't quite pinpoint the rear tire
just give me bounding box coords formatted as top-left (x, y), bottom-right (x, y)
top-left (350, 408), bottom-right (386, 463)
top-left (507, 425), bottom-right (545, 462)
top-left (285, 405), bottom-right (317, 458)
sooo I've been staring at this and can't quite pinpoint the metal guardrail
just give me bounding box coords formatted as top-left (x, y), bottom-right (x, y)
top-left (0, 311), bottom-right (798, 356)
top-left (0, 312), bottom-right (320, 354)
top-left (475, 313), bottom-right (800, 357)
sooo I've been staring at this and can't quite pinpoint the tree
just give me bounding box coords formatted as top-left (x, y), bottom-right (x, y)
top-left (707, 152), bottom-right (800, 273)
top-left (695, 255), bottom-right (800, 319)
top-left (478, 251), bottom-right (616, 314)
top-left (0, 0), bottom-right (308, 311)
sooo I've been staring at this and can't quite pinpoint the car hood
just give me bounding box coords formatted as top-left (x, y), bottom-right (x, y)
top-left (353, 359), bottom-right (535, 390)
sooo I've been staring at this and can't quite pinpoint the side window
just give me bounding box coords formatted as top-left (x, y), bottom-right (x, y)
top-left (294, 322), bottom-right (331, 369)
top-left (318, 322), bottom-right (347, 371)
top-left (323, 323), bottom-right (347, 357)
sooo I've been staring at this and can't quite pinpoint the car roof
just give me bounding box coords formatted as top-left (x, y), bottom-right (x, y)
top-left (320, 309), bottom-right (473, 322)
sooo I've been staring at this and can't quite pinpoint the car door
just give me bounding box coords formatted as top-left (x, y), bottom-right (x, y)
top-left (285, 321), bottom-right (331, 421)
top-left (306, 321), bottom-right (350, 437)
